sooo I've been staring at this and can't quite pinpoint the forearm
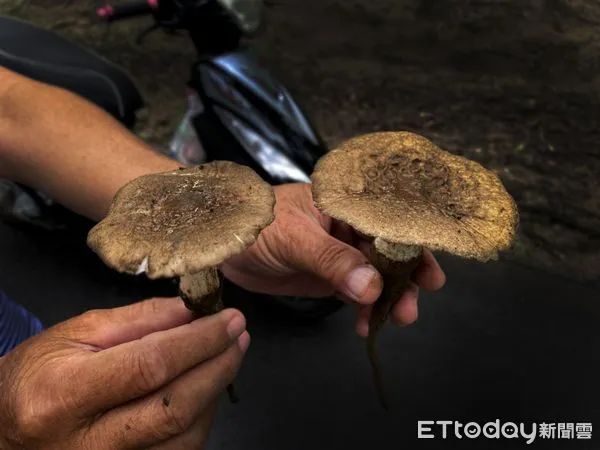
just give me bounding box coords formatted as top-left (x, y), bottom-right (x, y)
top-left (0, 68), bottom-right (180, 221)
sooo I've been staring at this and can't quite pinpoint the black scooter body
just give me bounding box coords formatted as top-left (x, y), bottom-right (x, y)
top-left (190, 48), bottom-right (328, 185)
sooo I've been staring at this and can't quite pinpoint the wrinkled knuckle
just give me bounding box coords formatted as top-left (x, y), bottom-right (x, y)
top-left (134, 297), bottom-right (162, 317)
top-left (133, 344), bottom-right (170, 392)
top-left (77, 309), bottom-right (107, 329)
top-left (153, 400), bottom-right (193, 439)
top-left (314, 245), bottom-right (348, 274)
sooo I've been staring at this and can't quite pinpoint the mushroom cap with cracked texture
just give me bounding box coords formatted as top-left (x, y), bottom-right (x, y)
top-left (311, 131), bottom-right (519, 261)
top-left (87, 161), bottom-right (276, 279)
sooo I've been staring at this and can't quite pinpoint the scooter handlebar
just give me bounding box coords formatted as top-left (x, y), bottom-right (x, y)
top-left (97, 0), bottom-right (158, 22)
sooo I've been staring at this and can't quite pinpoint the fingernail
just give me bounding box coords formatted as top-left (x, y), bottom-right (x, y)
top-left (227, 315), bottom-right (246, 340)
top-left (344, 265), bottom-right (378, 302)
top-left (237, 331), bottom-right (251, 352)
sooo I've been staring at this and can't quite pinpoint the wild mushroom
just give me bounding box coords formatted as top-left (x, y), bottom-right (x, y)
top-left (310, 131), bottom-right (519, 410)
top-left (87, 161), bottom-right (276, 403)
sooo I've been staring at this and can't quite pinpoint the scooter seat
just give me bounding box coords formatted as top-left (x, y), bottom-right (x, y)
top-left (0, 15), bottom-right (143, 127)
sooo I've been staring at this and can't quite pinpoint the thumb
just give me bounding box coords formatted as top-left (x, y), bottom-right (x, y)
top-left (295, 228), bottom-right (382, 304)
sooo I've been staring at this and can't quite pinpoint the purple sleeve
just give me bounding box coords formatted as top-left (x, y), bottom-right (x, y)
top-left (0, 289), bottom-right (44, 356)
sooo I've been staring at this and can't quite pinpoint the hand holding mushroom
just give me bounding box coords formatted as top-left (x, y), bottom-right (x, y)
top-left (311, 131), bottom-right (519, 410)
top-left (220, 182), bottom-right (446, 329)
top-left (87, 161), bottom-right (276, 404)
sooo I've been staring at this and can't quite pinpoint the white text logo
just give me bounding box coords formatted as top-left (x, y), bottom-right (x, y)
top-left (417, 420), bottom-right (592, 444)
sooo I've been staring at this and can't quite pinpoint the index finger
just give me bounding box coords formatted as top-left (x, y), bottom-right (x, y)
top-left (75, 308), bottom-right (246, 413)
top-left (52, 297), bottom-right (194, 348)
top-left (411, 249), bottom-right (446, 291)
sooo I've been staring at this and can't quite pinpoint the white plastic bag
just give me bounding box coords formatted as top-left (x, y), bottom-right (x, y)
top-left (167, 90), bottom-right (206, 165)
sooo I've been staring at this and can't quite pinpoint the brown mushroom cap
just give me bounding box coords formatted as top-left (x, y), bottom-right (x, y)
top-left (87, 161), bottom-right (276, 278)
top-left (311, 131), bottom-right (519, 261)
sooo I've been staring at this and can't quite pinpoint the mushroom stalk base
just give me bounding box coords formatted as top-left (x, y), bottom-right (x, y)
top-left (179, 268), bottom-right (239, 404)
top-left (366, 238), bottom-right (423, 411)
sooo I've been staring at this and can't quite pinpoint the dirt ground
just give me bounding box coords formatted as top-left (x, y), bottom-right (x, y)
top-left (3, 0), bottom-right (600, 284)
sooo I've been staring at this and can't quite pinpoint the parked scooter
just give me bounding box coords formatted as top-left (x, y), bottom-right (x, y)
top-left (0, 0), bottom-right (345, 321)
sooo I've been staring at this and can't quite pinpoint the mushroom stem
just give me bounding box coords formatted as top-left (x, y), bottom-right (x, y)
top-left (179, 268), bottom-right (223, 315)
top-left (178, 269), bottom-right (239, 404)
top-left (366, 238), bottom-right (423, 411)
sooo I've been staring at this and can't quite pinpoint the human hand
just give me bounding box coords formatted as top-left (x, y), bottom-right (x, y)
top-left (221, 183), bottom-right (446, 336)
top-left (0, 297), bottom-right (249, 450)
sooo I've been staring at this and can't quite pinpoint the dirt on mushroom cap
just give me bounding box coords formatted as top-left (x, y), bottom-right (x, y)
top-left (87, 161), bottom-right (276, 279)
top-left (311, 131), bottom-right (519, 261)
